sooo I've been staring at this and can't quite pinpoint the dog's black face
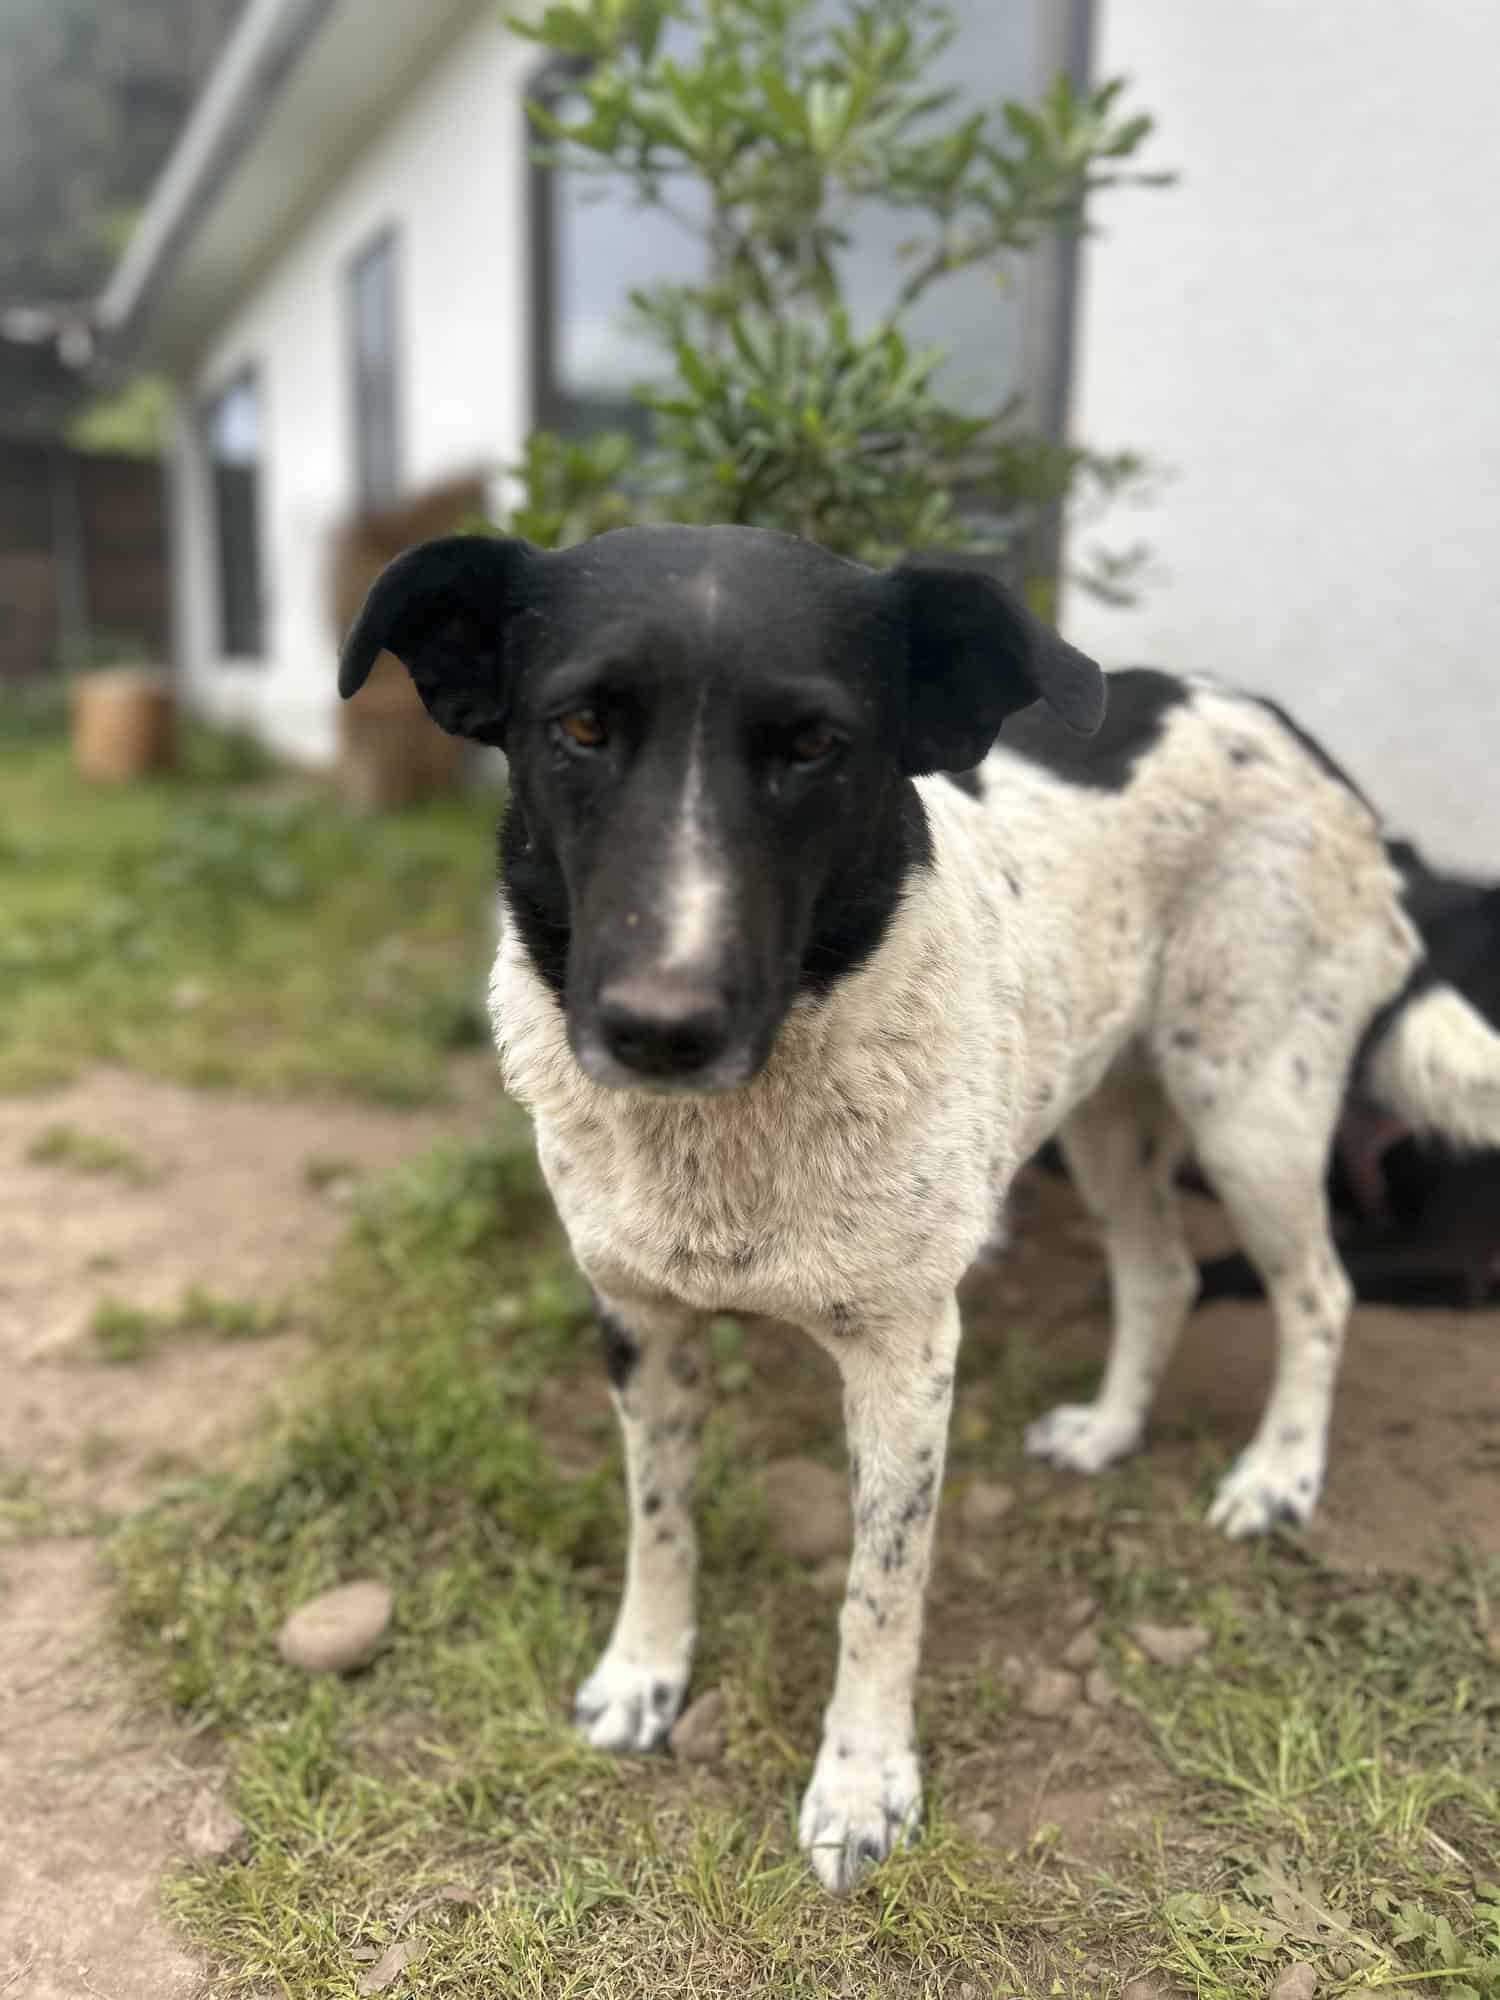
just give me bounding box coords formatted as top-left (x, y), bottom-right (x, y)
top-left (340, 525), bottom-right (1104, 1094)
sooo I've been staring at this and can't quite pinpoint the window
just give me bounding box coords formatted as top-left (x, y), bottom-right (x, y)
top-left (203, 367), bottom-right (264, 659)
top-left (346, 226), bottom-right (403, 507)
top-left (528, 2), bottom-right (1081, 439)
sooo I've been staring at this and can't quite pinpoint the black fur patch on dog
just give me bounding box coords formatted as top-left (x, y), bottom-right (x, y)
top-left (997, 669), bottom-right (1186, 793)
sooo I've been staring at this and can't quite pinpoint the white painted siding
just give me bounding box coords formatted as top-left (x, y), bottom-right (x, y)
top-left (172, 11), bottom-right (532, 764)
top-left (1061, 0), bottom-right (1500, 872)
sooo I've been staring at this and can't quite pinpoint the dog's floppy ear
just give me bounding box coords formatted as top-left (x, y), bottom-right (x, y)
top-left (886, 558), bottom-right (1106, 776)
top-left (338, 534), bottom-right (537, 744)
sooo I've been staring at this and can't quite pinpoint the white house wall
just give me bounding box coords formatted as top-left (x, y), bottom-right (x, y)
top-left (1061, 0), bottom-right (1500, 874)
top-left (174, 9), bottom-right (532, 764)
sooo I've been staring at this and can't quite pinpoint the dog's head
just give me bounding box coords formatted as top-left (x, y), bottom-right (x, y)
top-left (340, 524), bottom-right (1104, 1094)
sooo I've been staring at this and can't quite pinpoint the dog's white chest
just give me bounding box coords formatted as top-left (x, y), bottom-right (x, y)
top-left (493, 939), bottom-right (1005, 1329)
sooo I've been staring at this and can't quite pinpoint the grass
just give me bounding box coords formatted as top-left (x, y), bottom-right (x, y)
top-left (0, 716), bottom-right (497, 1102)
top-left (25, 1119), bottom-right (164, 1185)
top-left (7, 700), bottom-right (1497, 1993)
top-left (107, 1130), bottom-right (1500, 1999)
top-left (1, 1456), bottom-right (110, 1543)
top-left (90, 1286), bottom-right (292, 1363)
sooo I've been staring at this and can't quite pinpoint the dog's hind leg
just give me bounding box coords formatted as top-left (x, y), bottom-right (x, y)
top-left (798, 1295), bottom-right (961, 1895)
top-left (1025, 1065), bottom-right (1197, 1475)
top-left (574, 1292), bottom-right (710, 1751)
top-left (1169, 1048), bottom-right (1354, 1539)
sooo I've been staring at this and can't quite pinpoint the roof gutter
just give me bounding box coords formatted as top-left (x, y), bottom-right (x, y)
top-left (97, 0), bottom-right (336, 343)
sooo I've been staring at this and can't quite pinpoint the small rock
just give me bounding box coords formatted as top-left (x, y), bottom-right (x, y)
top-left (668, 1688), bottom-right (727, 1765)
top-left (184, 1789), bottom-right (248, 1863)
top-left (1061, 1592), bottom-right (1098, 1631)
top-left (1269, 1965), bottom-right (1317, 2000)
top-left (1062, 1626), bottom-right (1101, 1669)
top-left (960, 1479), bottom-right (1016, 1529)
top-left (957, 1807), bottom-right (997, 1843)
top-left (1000, 1652), bottom-right (1028, 1686)
top-left (763, 1457), bottom-right (851, 1564)
top-left (1121, 1980), bottom-right (1176, 2000)
top-left (1084, 1666), bottom-right (1118, 1710)
top-left (1131, 1621), bottom-right (1210, 1669)
top-left (1019, 1666), bottom-right (1078, 1720)
top-left (277, 1579), bottom-right (393, 1674)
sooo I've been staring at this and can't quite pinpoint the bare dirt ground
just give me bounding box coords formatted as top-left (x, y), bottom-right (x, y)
top-left (0, 1067), bottom-right (497, 2000)
top-left (976, 1166), bottom-right (1500, 1579)
top-left (1, 1073), bottom-right (1496, 1993)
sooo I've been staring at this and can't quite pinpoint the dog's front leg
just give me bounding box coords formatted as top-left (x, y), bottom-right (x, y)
top-left (575, 1291), bottom-right (710, 1752)
top-left (799, 1297), bottom-right (960, 1895)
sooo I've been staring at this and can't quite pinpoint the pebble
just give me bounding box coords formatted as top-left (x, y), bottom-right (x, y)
top-left (668, 1689), bottom-right (727, 1766)
top-left (1131, 1621), bottom-right (1210, 1669)
top-left (1084, 1666), bottom-right (1119, 1710)
top-left (277, 1579), bottom-right (394, 1674)
top-left (1062, 1626), bottom-right (1101, 1670)
top-left (184, 1788), bottom-right (248, 1863)
top-left (959, 1479), bottom-right (1016, 1530)
top-left (1061, 1592), bottom-right (1098, 1630)
top-left (1019, 1666), bottom-right (1078, 1720)
top-left (762, 1457), bottom-right (851, 1564)
top-left (1269, 1965), bottom-right (1317, 2000)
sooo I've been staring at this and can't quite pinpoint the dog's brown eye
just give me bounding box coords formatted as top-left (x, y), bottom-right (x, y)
top-left (789, 723), bottom-right (841, 765)
top-left (556, 708), bottom-right (607, 750)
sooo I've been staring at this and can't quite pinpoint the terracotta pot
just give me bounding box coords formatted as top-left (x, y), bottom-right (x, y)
top-left (71, 666), bottom-right (176, 781)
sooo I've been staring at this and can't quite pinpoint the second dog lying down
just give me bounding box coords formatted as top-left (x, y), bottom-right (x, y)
top-left (341, 525), bottom-right (1500, 1894)
top-left (1197, 839), bottom-right (1500, 1309)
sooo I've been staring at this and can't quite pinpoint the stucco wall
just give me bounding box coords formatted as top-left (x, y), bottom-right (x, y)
top-left (169, 10), bottom-right (531, 764)
top-left (1061, 0), bottom-right (1500, 874)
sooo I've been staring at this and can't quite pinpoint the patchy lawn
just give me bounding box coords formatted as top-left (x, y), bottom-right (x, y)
top-left (110, 1137), bottom-right (1500, 1999)
top-left (4, 713), bottom-right (1499, 1998)
top-left (0, 712), bottom-right (496, 1102)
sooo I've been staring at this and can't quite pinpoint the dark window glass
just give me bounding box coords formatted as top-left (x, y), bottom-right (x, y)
top-left (347, 226), bottom-right (403, 506)
top-left (203, 367), bottom-right (264, 659)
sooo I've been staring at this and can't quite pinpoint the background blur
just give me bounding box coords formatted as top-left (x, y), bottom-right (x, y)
top-left (3, 0), bottom-right (1497, 864)
top-left (3, 11), bottom-right (1499, 1995)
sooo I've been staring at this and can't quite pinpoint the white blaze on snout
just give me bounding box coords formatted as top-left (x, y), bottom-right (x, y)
top-left (658, 700), bottom-right (728, 972)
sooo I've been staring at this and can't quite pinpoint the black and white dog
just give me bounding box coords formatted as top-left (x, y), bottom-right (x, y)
top-left (1200, 838), bottom-right (1500, 1309)
top-left (341, 526), bottom-right (1500, 1894)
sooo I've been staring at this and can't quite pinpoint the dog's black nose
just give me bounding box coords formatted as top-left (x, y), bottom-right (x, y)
top-left (596, 977), bottom-right (733, 1079)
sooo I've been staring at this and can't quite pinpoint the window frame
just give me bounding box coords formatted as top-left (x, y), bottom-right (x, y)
top-left (345, 222), bottom-right (405, 510)
top-left (201, 363), bottom-right (266, 662)
top-left (523, 2), bottom-right (1094, 577)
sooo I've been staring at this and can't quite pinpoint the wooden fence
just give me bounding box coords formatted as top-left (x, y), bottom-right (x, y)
top-left (0, 438), bottom-right (168, 684)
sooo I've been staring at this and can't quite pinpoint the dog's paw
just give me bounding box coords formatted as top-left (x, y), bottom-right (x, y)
top-left (574, 1653), bottom-right (688, 1753)
top-left (1207, 1440), bottom-right (1322, 1539)
top-left (798, 1740), bottom-right (922, 1896)
top-left (1024, 1402), bottom-right (1139, 1476)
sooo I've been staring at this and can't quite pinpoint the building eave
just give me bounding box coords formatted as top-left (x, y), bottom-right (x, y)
top-left (98, 0), bottom-right (499, 372)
